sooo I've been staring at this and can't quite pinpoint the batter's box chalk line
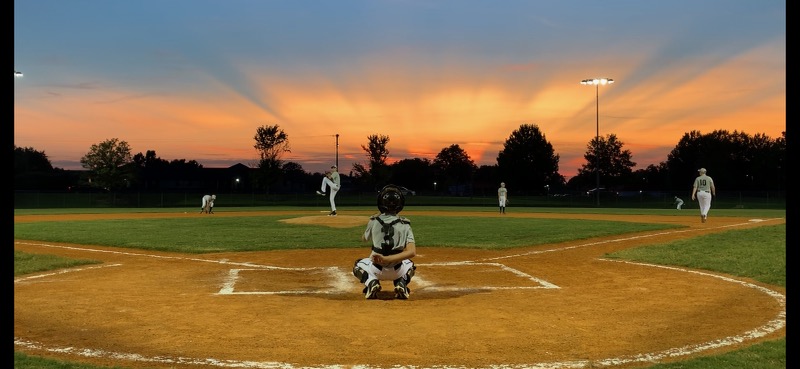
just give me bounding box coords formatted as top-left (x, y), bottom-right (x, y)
top-left (216, 261), bottom-right (559, 295)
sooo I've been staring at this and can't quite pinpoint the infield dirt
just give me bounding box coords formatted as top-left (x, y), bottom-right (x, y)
top-left (14, 211), bottom-right (785, 369)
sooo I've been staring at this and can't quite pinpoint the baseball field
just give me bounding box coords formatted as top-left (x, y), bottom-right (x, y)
top-left (14, 206), bottom-right (786, 369)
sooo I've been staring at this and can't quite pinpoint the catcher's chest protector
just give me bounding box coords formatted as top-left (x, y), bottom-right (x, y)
top-left (373, 217), bottom-right (408, 256)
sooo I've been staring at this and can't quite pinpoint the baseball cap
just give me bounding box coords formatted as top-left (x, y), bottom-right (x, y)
top-left (697, 168), bottom-right (707, 174)
top-left (331, 165), bottom-right (337, 169)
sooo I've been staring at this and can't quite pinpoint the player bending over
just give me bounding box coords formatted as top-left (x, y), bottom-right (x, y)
top-left (200, 194), bottom-right (216, 214)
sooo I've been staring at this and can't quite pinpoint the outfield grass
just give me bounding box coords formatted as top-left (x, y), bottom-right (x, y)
top-left (14, 208), bottom-right (785, 369)
top-left (12, 205), bottom-right (787, 218)
top-left (14, 215), bottom-right (683, 252)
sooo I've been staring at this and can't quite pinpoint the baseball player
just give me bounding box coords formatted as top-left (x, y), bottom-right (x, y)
top-left (673, 196), bottom-right (684, 210)
top-left (352, 185), bottom-right (417, 300)
top-left (200, 194), bottom-right (216, 214)
top-left (316, 165), bottom-right (341, 216)
top-left (498, 182), bottom-right (508, 214)
top-left (691, 168), bottom-right (716, 223)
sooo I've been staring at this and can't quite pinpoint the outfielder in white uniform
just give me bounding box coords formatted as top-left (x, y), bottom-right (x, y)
top-left (498, 182), bottom-right (508, 214)
top-left (316, 165), bottom-right (341, 216)
top-left (200, 194), bottom-right (216, 214)
top-left (691, 168), bottom-right (715, 223)
top-left (352, 185), bottom-right (417, 300)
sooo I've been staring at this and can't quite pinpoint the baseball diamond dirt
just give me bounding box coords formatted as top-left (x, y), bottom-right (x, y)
top-left (14, 211), bottom-right (785, 369)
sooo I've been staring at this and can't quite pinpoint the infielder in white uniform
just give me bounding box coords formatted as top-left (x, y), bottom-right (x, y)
top-left (691, 168), bottom-right (715, 223)
top-left (498, 182), bottom-right (508, 214)
top-left (200, 194), bottom-right (216, 214)
top-left (673, 196), bottom-right (684, 210)
top-left (352, 185), bottom-right (417, 300)
top-left (316, 165), bottom-right (341, 216)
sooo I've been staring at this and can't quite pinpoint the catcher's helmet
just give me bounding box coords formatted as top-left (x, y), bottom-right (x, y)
top-left (377, 185), bottom-right (405, 214)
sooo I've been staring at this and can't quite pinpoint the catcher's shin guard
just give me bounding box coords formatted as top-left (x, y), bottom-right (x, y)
top-left (394, 264), bottom-right (415, 299)
top-left (405, 264), bottom-right (416, 284)
top-left (352, 259), bottom-right (368, 283)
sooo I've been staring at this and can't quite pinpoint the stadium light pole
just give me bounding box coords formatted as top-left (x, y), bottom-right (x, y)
top-left (580, 77), bottom-right (614, 207)
top-left (335, 134), bottom-right (339, 169)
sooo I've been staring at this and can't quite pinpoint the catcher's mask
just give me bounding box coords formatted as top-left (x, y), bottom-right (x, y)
top-left (377, 185), bottom-right (405, 214)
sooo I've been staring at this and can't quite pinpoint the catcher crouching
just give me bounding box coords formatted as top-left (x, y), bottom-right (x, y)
top-left (353, 184), bottom-right (417, 300)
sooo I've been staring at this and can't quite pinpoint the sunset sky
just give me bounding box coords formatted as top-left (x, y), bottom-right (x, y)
top-left (14, 1), bottom-right (785, 180)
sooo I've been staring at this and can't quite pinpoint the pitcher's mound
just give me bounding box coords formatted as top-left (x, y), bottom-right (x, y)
top-left (280, 215), bottom-right (367, 228)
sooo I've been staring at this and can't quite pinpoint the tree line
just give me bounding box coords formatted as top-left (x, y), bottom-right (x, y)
top-left (14, 123), bottom-right (785, 195)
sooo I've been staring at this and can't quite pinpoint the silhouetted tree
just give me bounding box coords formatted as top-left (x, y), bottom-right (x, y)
top-left (496, 124), bottom-right (564, 195)
top-left (14, 145), bottom-right (76, 190)
top-left (80, 138), bottom-right (134, 190)
top-left (575, 133), bottom-right (635, 191)
top-left (433, 144), bottom-right (477, 195)
top-left (253, 124), bottom-right (290, 194)
top-left (665, 130), bottom-right (785, 191)
top-left (771, 131), bottom-right (786, 191)
top-left (130, 150), bottom-right (204, 190)
top-left (389, 158), bottom-right (433, 193)
top-left (278, 161), bottom-right (309, 192)
top-left (353, 134), bottom-right (391, 191)
top-left (632, 163), bottom-right (668, 192)
top-left (132, 150), bottom-right (169, 190)
top-left (14, 146), bottom-right (53, 174)
top-left (473, 164), bottom-right (500, 196)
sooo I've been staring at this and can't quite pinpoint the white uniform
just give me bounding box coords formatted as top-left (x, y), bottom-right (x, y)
top-left (320, 166), bottom-right (341, 215)
top-left (354, 213), bottom-right (416, 297)
top-left (498, 182), bottom-right (508, 214)
top-left (691, 168), bottom-right (715, 222)
top-left (201, 194), bottom-right (216, 214)
top-left (674, 196), bottom-right (684, 210)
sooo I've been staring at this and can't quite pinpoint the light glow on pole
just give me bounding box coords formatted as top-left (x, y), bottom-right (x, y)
top-left (580, 78), bottom-right (614, 207)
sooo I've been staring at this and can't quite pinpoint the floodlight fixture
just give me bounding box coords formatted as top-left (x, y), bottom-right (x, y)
top-left (580, 77), bottom-right (615, 207)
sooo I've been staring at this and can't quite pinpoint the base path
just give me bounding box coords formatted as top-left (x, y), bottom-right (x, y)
top-left (14, 211), bottom-right (786, 369)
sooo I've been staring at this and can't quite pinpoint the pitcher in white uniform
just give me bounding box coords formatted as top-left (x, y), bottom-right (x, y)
top-left (316, 165), bottom-right (341, 216)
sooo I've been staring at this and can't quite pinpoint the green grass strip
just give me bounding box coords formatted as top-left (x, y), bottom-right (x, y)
top-left (14, 215), bottom-right (682, 253)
